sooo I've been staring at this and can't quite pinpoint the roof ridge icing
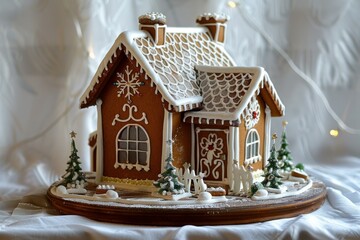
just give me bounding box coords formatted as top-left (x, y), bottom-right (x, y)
top-left (80, 27), bottom-right (235, 110)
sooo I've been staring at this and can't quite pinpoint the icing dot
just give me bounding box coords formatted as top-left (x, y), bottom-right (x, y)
top-left (198, 192), bottom-right (212, 201)
top-left (254, 189), bottom-right (268, 197)
top-left (106, 190), bottom-right (119, 199)
top-left (56, 185), bottom-right (68, 195)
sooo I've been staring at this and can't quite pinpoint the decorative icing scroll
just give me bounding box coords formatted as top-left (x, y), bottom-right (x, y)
top-left (244, 98), bottom-right (260, 130)
top-left (199, 133), bottom-right (225, 181)
top-left (112, 104), bottom-right (148, 126)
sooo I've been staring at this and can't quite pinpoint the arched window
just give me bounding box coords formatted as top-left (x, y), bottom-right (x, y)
top-left (245, 129), bottom-right (261, 165)
top-left (115, 124), bottom-right (150, 171)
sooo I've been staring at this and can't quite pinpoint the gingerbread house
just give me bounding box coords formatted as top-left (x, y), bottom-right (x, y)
top-left (80, 13), bottom-right (285, 189)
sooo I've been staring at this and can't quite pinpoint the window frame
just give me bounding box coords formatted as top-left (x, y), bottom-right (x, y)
top-left (245, 129), bottom-right (261, 165)
top-left (115, 124), bottom-right (150, 172)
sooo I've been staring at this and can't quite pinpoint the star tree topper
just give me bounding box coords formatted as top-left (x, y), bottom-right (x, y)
top-left (70, 131), bottom-right (77, 139)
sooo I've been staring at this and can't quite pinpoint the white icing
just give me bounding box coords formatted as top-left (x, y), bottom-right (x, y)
top-left (176, 164), bottom-right (207, 194)
top-left (56, 185), bottom-right (68, 195)
top-left (138, 12), bottom-right (166, 22)
top-left (252, 179), bottom-right (313, 201)
top-left (97, 185), bottom-right (115, 190)
top-left (264, 106), bottom-right (271, 166)
top-left (244, 98), bottom-right (260, 129)
top-left (96, 99), bottom-right (104, 183)
top-left (67, 188), bottom-right (87, 194)
top-left (112, 104), bottom-right (148, 125)
top-left (228, 127), bottom-right (236, 190)
top-left (106, 190), bottom-right (119, 199)
top-left (232, 164), bottom-right (254, 195)
top-left (288, 175), bottom-right (306, 184)
top-left (190, 123), bottom-right (195, 171)
top-left (80, 28), bottom-right (235, 111)
top-left (161, 111), bottom-right (170, 172)
top-left (115, 65), bottom-right (141, 102)
top-left (196, 128), bottom-right (229, 182)
top-left (266, 185), bottom-right (287, 194)
top-left (254, 189), bottom-right (268, 197)
top-left (151, 192), bottom-right (192, 201)
top-left (197, 192), bottom-right (212, 201)
top-left (244, 129), bottom-right (261, 165)
top-left (207, 187), bottom-right (225, 192)
top-left (197, 13), bottom-right (230, 22)
top-left (184, 65), bottom-right (285, 123)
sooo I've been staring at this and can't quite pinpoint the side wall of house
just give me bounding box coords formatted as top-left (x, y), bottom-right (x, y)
top-left (238, 95), bottom-right (266, 170)
top-left (171, 112), bottom-right (192, 169)
top-left (99, 56), bottom-right (164, 180)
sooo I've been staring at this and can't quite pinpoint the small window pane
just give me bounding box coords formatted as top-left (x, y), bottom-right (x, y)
top-left (138, 152), bottom-right (147, 165)
top-left (128, 151), bottom-right (137, 164)
top-left (246, 129), bottom-right (260, 162)
top-left (129, 126), bottom-right (137, 140)
top-left (253, 132), bottom-right (258, 141)
top-left (138, 128), bottom-right (147, 141)
top-left (118, 151), bottom-right (127, 163)
top-left (129, 142), bottom-right (136, 150)
top-left (138, 142), bottom-right (147, 151)
top-left (119, 141), bottom-right (127, 149)
top-left (120, 128), bottom-right (127, 140)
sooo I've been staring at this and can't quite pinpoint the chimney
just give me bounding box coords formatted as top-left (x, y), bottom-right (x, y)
top-left (139, 12), bottom-right (167, 45)
top-left (196, 13), bottom-right (229, 44)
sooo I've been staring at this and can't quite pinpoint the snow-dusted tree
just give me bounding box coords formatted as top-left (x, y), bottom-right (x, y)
top-left (277, 121), bottom-right (294, 172)
top-left (262, 134), bottom-right (283, 189)
top-left (153, 153), bottom-right (185, 195)
top-left (62, 132), bottom-right (86, 188)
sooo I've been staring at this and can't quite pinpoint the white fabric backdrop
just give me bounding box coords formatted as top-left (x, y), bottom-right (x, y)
top-left (0, 0), bottom-right (359, 239)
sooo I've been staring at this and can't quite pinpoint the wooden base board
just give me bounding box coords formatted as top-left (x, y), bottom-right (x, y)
top-left (47, 181), bottom-right (326, 226)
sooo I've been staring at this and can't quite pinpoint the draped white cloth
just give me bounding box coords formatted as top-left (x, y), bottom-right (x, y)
top-left (0, 0), bottom-right (359, 239)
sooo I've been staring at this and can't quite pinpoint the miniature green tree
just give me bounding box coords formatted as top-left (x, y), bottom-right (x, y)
top-left (62, 131), bottom-right (86, 188)
top-left (262, 134), bottom-right (283, 189)
top-left (153, 152), bottom-right (185, 195)
top-left (277, 121), bottom-right (294, 172)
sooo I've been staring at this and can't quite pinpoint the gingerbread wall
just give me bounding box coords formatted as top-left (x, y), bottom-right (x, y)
top-left (238, 95), bottom-right (266, 170)
top-left (99, 55), bottom-right (164, 181)
top-left (171, 112), bottom-right (192, 169)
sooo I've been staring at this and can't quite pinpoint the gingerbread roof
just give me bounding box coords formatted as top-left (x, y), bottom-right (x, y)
top-left (183, 66), bottom-right (285, 126)
top-left (80, 27), bottom-right (235, 111)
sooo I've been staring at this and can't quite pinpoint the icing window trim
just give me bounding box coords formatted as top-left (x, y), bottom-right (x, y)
top-left (245, 129), bottom-right (261, 165)
top-left (115, 124), bottom-right (151, 172)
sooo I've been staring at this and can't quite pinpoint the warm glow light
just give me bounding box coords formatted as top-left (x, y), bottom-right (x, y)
top-left (330, 129), bottom-right (339, 137)
top-left (88, 46), bottom-right (95, 59)
top-left (227, 1), bottom-right (238, 8)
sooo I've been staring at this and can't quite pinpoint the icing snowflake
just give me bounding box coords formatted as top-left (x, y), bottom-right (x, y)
top-left (245, 99), bottom-right (260, 129)
top-left (115, 65), bottom-right (141, 102)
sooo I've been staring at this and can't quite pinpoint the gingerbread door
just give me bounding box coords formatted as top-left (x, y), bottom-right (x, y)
top-left (195, 128), bottom-right (229, 183)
